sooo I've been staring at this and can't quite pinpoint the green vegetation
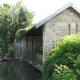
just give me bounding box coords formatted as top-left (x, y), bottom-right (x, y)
top-left (16, 26), bottom-right (32, 38)
top-left (0, 1), bottom-right (34, 53)
top-left (42, 34), bottom-right (80, 80)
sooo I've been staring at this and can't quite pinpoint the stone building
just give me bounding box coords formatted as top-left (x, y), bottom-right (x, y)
top-left (15, 3), bottom-right (80, 71)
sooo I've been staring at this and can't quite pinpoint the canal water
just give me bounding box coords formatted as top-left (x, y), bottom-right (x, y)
top-left (0, 60), bottom-right (42, 80)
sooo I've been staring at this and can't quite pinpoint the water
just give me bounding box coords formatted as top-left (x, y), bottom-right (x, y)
top-left (0, 60), bottom-right (42, 80)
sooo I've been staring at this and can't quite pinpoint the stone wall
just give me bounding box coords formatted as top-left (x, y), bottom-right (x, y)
top-left (43, 7), bottom-right (80, 58)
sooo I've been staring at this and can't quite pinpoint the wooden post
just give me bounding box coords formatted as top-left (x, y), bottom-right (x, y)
top-left (32, 34), bottom-right (34, 70)
top-left (41, 35), bottom-right (43, 64)
top-left (26, 35), bottom-right (28, 65)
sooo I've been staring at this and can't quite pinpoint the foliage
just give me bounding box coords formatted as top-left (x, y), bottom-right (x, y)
top-left (42, 34), bottom-right (80, 80)
top-left (0, 1), bottom-right (35, 53)
top-left (8, 47), bottom-right (14, 58)
top-left (52, 64), bottom-right (77, 80)
top-left (15, 26), bottom-right (31, 38)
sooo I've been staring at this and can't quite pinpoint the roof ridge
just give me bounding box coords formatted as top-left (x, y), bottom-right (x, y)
top-left (35, 2), bottom-right (80, 29)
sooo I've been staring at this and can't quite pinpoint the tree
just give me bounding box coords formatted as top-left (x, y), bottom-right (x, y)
top-left (0, 1), bottom-right (35, 53)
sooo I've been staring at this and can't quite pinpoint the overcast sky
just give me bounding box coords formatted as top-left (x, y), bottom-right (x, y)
top-left (0, 0), bottom-right (80, 23)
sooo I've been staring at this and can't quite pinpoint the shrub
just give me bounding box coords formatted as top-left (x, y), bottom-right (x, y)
top-left (42, 34), bottom-right (80, 80)
top-left (8, 44), bottom-right (14, 58)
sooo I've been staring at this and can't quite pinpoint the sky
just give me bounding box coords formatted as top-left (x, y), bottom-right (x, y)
top-left (0, 0), bottom-right (80, 23)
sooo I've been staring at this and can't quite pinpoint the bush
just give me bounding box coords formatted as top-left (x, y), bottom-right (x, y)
top-left (42, 34), bottom-right (80, 80)
top-left (8, 44), bottom-right (14, 58)
top-left (8, 50), bottom-right (14, 58)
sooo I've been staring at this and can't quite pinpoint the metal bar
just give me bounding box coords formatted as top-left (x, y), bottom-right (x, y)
top-left (76, 24), bottom-right (78, 33)
top-left (68, 24), bottom-right (70, 35)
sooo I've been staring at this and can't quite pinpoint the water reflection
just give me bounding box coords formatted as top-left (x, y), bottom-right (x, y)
top-left (0, 61), bottom-right (42, 80)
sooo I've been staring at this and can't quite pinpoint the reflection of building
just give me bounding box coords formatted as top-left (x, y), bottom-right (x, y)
top-left (14, 3), bottom-right (80, 71)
